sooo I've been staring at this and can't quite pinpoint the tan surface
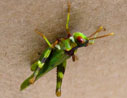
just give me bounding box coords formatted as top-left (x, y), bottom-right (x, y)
top-left (0, 0), bottom-right (127, 98)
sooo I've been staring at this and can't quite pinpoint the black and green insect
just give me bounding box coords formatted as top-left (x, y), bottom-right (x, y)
top-left (20, 1), bottom-right (114, 97)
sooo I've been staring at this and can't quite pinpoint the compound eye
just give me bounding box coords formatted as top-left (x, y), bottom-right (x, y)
top-left (77, 36), bottom-right (84, 43)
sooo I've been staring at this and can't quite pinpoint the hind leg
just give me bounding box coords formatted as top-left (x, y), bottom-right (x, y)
top-left (56, 61), bottom-right (67, 97)
top-left (29, 48), bottom-right (52, 84)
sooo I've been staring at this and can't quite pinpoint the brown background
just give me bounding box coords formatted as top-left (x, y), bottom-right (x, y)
top-left (0, 0), bottom-right (127, 98)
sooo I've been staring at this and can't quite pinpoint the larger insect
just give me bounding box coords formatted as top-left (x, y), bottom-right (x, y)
top-left (20, 1), bottom-right (114, 97)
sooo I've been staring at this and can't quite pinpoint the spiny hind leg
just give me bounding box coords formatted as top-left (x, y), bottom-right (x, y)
top-left (31, 61), bottom-right (39, 71)
top-left (56, 61), bottom-right (67, 97)
top-left (66, 0), bottom-right (71, 37)
top-left (29, 61), bottom-right (45, 84)
top-left (29, 48), bottom-right (52, 84)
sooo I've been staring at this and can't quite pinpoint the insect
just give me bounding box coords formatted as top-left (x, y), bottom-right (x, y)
top-left (20, 1), bottom-right (114, 97)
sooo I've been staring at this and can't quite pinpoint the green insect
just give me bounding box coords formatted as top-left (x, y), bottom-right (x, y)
top-left (20, 1), bottom-right (114, 97)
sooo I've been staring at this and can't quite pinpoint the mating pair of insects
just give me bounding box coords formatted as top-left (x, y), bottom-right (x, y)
top-left (20, 1), bottom-right (114, 97)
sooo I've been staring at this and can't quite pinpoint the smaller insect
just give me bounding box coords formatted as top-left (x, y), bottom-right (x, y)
top-left (20, 1), bottom-right (114, 97)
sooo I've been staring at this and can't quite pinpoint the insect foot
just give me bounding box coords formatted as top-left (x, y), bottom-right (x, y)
top-left (56, 89), bottom-right (61, 97)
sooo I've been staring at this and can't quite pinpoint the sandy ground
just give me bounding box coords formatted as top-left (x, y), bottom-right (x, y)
top-left (0, 0), bottom-right (127, 98)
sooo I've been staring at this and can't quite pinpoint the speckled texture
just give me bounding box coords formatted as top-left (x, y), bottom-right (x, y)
top-left (0, 0), bottom-right (127, 98)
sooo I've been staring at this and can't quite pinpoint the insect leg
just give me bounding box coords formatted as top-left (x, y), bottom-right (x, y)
top-left (56, 61), bottom-right (67, 97)
top-left (35, 29), bottom-right (53, 48)
top-left (31, 61), bottom-right (38, 71)
top-left (72, 54), bottom-right (78, 62)
top-left (66, 0), bottom-right (71, 37)
top-left (29, 48), bottom-right (52, 84)
top-left (52, 40), bottom-right (59, 48)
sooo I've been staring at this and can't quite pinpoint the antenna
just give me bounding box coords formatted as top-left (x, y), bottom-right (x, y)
top-left (89, 32), bottom-right (114, 40)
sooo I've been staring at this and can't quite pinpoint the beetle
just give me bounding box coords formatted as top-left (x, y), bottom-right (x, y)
top-left (20, 1), bottom-right (114, 97)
